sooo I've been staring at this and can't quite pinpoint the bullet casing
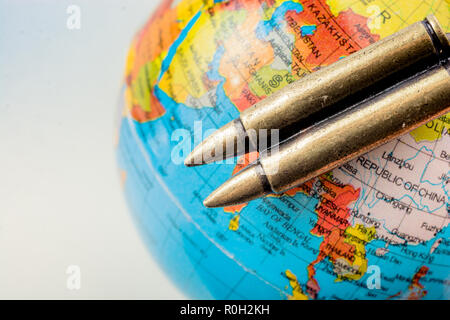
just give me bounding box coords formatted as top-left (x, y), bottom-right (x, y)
top-left (185, 15), bottom-right (450, 167)
top-left (261, 63), bottom-right (450, 193)
top-left (242, 16), bottom-right (449, 134)
top-left (192, 14), bottom-right (450, 207)
top-left (203, 64), bottom-right (450, 207)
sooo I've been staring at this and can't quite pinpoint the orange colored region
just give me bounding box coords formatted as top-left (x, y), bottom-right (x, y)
top-left (311, 178), bottom-right (359, 234)
top-left (124, 0), bottom-right (182, 123)
top-left (129, 94), bottom-right (165, 123)
top-left (273, 175), bottom-right (360, 299)
top-left (407, 266), bottom-right (429, 300)
top-left (286, 0), bottom-right (380, 68)
top-left (283, 179), bottom-right (315, 197)
top-left (306, 176), bottom-right (360, 298)
top-left (388, 265), bottom-right (429, 300)
top-left (219, 0), bottom-right (380, 113)
top-left (387, 291), bottom-right (402, 300)
top-left (219, 1), bottom-right (275, 112)
top-left (232, 84), bottom-right (265, 112)
top-left (223, 152), bottom-right (259, 213)
top-left (130, 0), bottom-right (180, 82)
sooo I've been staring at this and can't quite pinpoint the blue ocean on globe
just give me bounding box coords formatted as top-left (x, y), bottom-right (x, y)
top-left (116, 0), bottom-right (450, 299)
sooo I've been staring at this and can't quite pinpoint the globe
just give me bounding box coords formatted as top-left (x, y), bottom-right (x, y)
top-left (117, 0), bottom-right (450, 299)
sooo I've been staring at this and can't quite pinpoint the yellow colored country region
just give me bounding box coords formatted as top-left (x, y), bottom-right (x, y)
top-left (410, 115), bottom-right (450, 142)
top-left (285, 270), bottom-right (309, 300)
top-left (337, 224), bottom-right (376, 281)
top-left (176, 0), bottom-right (216, 28)
top-left (131, 55), bottom-right (164, 112)
top-left (327, 0), bottom-right (449, 39)
top-left (228, 214), bottom-right (240, 231)
top-left (328, 0), bottom-right (449, 142)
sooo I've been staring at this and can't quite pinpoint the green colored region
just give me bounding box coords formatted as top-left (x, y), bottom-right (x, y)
top-left (409, 116), bottom-right (450, 142)
top-left (132, 55), bottom-right (164, 112)
top-left (248, 65), bottom-right (293, 97)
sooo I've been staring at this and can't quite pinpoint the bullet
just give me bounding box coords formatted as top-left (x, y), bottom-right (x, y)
top-left (203, 62), bottom-right (450, 208)
top-left (185, 15), bottom-right (450, 166)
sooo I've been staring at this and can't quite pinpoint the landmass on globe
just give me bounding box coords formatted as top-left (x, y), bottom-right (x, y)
top-left (117, 0), bottom-right (450, 300)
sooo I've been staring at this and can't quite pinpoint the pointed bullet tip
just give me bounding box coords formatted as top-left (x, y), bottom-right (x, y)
top-left (202, 163), bottom-right (271, 208)
top-left (203, 189), bottom-right (225, 207)
top-left (203, 194), bottom-right (228, 208)
top-left (183, 158), bottom-right (192, 167)
top-left (184, 119), bottom-right (247, 167)
top-left (184, 145), bottom-right (207, 167)
top-left (203, 197), bottom-right (217, 208)
top-left (183, 155), bottom-right (201, 167)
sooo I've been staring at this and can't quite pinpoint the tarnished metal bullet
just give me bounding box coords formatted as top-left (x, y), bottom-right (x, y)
top-left (203, 62), bottom-right (450, 207)
top-left (185, 15), bottom-right (450, 166)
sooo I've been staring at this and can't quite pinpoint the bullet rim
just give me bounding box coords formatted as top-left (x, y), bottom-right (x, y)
top-left (425, 14), bottom-right (450, 58)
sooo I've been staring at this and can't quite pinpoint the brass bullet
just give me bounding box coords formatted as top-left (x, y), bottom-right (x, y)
top-left (185, 15), bottom-right (450, 166)
top-left (204, 62), bottom-right (450, 208)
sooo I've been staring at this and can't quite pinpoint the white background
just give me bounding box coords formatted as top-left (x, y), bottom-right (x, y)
top-left (0, 0), bottom-right (185, 299)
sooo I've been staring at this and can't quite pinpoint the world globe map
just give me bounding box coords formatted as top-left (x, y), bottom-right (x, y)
top-left (117, 0), bottom-right (450, 299)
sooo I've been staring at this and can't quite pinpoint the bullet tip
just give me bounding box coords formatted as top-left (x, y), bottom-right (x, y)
top-left (183, 154), bottom-right (203, 167)
top-left (183, 119), bottom-right (246, 167)
top-left (202, 163), bottom-right (271, 207)
top-left (203, 195), bottom-right (218, 208)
